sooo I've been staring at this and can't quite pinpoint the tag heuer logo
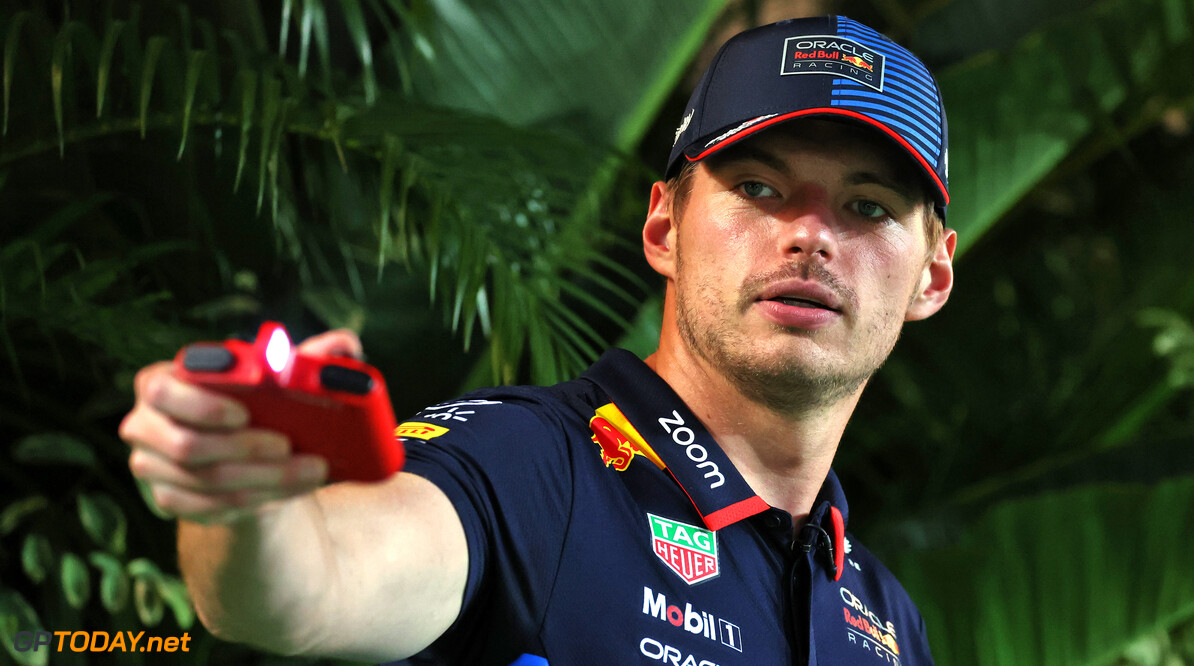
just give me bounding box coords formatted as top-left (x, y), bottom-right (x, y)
top-left (648, 513), bottom-right (719, 585)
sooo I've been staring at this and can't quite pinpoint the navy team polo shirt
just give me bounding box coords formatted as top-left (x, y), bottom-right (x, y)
top-left (391, 349), bottom-right (933, 665)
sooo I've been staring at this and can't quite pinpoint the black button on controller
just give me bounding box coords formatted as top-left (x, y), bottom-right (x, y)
top-left (319, 365), bottom-right (373, 395)
top-left (182, 346), bottom-right (236, 372)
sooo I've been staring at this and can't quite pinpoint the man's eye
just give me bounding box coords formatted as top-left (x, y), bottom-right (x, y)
top-left (740, 182), bottom-right (778, 198)
top-left (852, 200), bottom-right (889, 219)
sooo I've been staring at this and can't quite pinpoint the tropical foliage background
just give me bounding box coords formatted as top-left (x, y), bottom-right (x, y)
top-left (1, 0), bottom-right (1192, 664)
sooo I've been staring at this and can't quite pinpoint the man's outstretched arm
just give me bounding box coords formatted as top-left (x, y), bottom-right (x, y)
top-left (120, 331), bottom-right (468, 662)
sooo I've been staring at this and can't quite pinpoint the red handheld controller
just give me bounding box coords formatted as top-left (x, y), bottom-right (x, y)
top-left (173, 322), bottom-right (403, 482)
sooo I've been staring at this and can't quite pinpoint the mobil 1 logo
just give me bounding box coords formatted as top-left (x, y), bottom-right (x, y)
top-left (642, 586), bottom-right (743, 652)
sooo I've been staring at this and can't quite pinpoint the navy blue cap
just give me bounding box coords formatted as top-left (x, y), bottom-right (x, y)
top-left (667, 15), bottom-right (949, 217)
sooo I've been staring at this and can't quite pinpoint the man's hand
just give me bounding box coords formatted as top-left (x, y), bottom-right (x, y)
top-left (119, 329), bottom-right (467, 660)
top-left (119, 329), bottom-right (364, 523)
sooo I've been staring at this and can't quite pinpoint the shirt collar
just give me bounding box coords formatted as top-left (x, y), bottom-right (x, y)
top-left (805, 468), bottom-right (849, 581)
top-left (811, 467), bottom-right (849, 528)
top-left (582, 349), bottom-right (770, 531)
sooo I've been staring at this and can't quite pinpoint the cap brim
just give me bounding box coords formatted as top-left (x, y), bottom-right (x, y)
top-left (683, 107), bottom-right (949, 210)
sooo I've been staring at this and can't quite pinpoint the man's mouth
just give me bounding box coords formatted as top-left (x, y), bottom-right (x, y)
top-left (767, 296), bottom-right (837, 311)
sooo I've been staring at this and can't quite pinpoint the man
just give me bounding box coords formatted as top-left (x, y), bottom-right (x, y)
top-left (120, 15), bottom-right (954, 665)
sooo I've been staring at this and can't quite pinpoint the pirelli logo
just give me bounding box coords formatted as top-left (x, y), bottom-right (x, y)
top-left (394, 422), bottom-right (449, 439)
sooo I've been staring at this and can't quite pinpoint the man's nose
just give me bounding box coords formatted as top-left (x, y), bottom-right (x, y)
top-left (779, 201), bottom-right (837, 260)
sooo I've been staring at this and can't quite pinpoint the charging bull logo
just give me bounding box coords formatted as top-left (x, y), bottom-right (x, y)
top-left (589, 403), bottom-right (665, 472)
top-left (842, 55), bottom-right (873, 71)
top-left (591, 416), bottom-right (637, 471)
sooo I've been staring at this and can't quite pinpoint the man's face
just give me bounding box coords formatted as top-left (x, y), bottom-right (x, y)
top-left (656, 119), bottom-right (953, 412)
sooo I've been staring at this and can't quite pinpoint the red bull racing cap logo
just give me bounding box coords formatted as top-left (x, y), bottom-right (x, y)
top-left (781, 35), bottom-right (884, 91)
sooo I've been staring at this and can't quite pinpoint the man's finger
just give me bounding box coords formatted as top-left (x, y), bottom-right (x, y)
top-left (131, 448), bottom-right (327, 492)
top-left (123, 407), bottom-right (290, 465)
top-left (151, 483), bottom-right (318, 523)
top-left (141, 370), bottom-right (250, 430)
top-left (296, 329), bottom-right (364, 359)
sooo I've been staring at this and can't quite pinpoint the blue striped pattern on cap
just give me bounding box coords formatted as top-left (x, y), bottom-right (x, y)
top-left (829, 17), bottom-right (945, 171)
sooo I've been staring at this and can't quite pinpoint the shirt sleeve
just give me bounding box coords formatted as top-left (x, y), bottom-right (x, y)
top-left (395, 392), bottom-right (575, 663)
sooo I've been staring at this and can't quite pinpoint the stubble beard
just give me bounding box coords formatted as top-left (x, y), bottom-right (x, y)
top-left (674, 249), bottom-right (902, 416)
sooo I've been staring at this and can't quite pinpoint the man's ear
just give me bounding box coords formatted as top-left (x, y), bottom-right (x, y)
top-left (906, 228), bottom-right (956, 321)
top-left (643, 181), bottom-right (678, 279)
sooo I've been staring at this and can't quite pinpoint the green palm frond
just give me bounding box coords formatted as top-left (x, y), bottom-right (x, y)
top-left (934, 0), bottom-right (1194, 253)
top-left (892, 476), bottom-right (1194, 666)
top-left (0, 0), bottom-right (707, 385)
